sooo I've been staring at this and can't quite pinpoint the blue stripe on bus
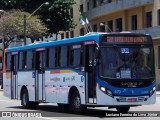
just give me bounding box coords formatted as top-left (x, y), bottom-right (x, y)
top-left (6, 34), bottom-right (100, 52)
top-left (97, 78), bottom-right (156, 96)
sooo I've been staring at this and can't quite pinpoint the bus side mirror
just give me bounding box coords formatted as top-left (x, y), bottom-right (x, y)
top-left (95, 47), bottom-right (101, 65)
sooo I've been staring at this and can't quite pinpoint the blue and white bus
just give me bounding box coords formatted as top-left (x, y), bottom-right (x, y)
top-left (3, 32), bottom-right (156, 113)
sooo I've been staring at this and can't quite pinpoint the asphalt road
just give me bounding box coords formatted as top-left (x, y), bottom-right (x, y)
top-left (0, 89), bottom-right (160, 120)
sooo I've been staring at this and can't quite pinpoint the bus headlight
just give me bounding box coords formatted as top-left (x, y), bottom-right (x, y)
top-left (150, 86), bottom-right (156, 97)
top-left (100, 86), bottom-right (106, 92)
top-left (99, 85), bottom-right (113, 98)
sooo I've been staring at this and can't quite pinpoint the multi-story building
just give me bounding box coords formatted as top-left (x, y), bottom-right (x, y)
top-left (57, 0), bottom-right (160, 90)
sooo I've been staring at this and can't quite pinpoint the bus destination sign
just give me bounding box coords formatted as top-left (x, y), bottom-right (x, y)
top-left (100, 35), bottom-right (152, 44)
top-left (107, 36), bottom-right (144, 43)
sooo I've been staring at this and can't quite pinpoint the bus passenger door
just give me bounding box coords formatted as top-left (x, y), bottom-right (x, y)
top-left (85, 45), bottom-right (97, 104)
top-left (35, 49), bottom-right (45, 101)
top-left (11, 53), bottom-right (18, 99)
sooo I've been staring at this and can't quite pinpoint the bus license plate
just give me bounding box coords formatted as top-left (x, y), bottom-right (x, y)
top-left (127, 98), bottom-right (137, 102)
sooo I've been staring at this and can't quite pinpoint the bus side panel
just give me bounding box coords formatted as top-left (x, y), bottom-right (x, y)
top-left (45, 70), bottom-right (57, 103)
top-left (18, 71), bottom-right (36, 101)
top-left (96, 84), bottom-right (114, 105)
top-left (3, 72), bottom-right (11, 99)
top-left (70, 71), bottom-right (86, 105)
top-left (56, 71), bottom-right (70, 104)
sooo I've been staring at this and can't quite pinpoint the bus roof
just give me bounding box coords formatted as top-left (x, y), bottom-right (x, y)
top-left (6, 33), bottom-right (100, 52)
top-left (6, 32), bottom-right (151, 52)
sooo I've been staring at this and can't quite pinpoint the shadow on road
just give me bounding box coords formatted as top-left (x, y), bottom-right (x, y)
top-left (7, 105), bottom-right (120, 118)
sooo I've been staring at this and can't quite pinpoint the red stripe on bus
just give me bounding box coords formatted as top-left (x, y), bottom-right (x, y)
top-left (50, 70), bottom-right (60, 74)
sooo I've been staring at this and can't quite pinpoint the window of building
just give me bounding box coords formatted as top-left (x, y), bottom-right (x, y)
top-left (70, 8), bottom-right (73, 18)
top-left (93, 24), bottom-right (97, 32)
top-left (93, 0), bottom-right (96, 8)
top-left (100, 0), bottom-right (104, 4)
top-left (80, 4), bottom-right (83, 13)
top-left (131, 15), bottom-right (137, 30)
top-left (0, 39), bottom-right (2, 43)
top-left (146, 11), bottom-right (152, 28)
top-left (66, 32), bottom-right (69, 38)
top-left (61, 33), bottom-right (64, 39)
top-left (108, 0), bottom-right (112, 3)
top-left (100, 22), bottom-right (105, 32)
top-left (158, 9), bottom-right (160, 25)
top-left (70, 31), bottom-right (74, 38)
top-left (107, 20), bottom-right (113, 32)
top-left (115, 18), bottom-right (122, 32)
top-left (80, 28), bottom-right (84, 36)
top-left (87, 2), bottom-right (90, 11)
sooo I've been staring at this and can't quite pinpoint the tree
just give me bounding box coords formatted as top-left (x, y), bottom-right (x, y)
top-left (0, 10), bottom-right (48, 49)
top-left (0, 0), bottom-right (76, 34)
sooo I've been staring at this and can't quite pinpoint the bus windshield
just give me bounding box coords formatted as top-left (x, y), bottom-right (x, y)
top-left (99, 47), bottom-right (154, 79)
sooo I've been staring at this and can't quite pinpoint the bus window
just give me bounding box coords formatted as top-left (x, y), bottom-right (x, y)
top-left (19, 52), bottom-right (23, 70)
top-left (22, 52), bottom-right (27, 69)
top-left (32, 51), bottom-right (35, 68)
top-left (57, 47), bottom-right (61, 67)
top-left (60, 46), bottom-right (68, 67)
top-left (49, 47), bottom-right (55, 68)
top-left (26, 51), bottom-right (33, 69)
top-left (6, 53), bottom-right (11, 71)
top-left (71, 45), bottom-right (83, 67)
top-left (46, 48), bottom-right (49, 68)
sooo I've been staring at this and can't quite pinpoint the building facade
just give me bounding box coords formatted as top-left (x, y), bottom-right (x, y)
top-left (58, 0), bottom-right (160, 90)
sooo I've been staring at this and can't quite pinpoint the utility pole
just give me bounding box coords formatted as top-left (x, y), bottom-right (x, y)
top-left (23, 2), bottom-right (49, 45)
top-left (24, 14), bottom-right (27, 45)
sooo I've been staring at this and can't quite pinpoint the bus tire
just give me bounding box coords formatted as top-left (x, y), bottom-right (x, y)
top-left (21, 89), bottom-right (30, 109)
top-left (116, 106), bottom-right (130, 113)
top-left (69, 90), bottom-right (86, 113)
top-left (21, 89), bottom-right (38, 109)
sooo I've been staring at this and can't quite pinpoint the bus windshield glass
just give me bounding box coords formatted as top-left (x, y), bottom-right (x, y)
top-left (99, 47), bottom-right (154, 79)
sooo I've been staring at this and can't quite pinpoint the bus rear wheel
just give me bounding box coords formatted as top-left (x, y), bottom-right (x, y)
top-left (116, 106), bottom-right (130, 113)
top-left (69, 91), bottom-right (86, 113)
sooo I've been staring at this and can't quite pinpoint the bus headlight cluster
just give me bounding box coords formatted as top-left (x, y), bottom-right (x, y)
top-left (99, 85), bottom-right (113, 98)
top-left (150, 86), bottom-right (156, 97)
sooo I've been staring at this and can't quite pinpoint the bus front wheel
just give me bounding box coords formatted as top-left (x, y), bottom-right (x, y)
top-left (21, 89), bottom-right (38, 109)
top-left (21, 89), bottom-right (30, 108)
top-left (69, 90), bottom-right (86, 113)
top-left (116, 106), bottom-right (130, 113)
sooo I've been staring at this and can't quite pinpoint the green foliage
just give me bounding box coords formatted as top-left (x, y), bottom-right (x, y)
top-left (0, 0), bottom-right (76, 34)
top-left (0, 10), bottom-right (48, 48)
